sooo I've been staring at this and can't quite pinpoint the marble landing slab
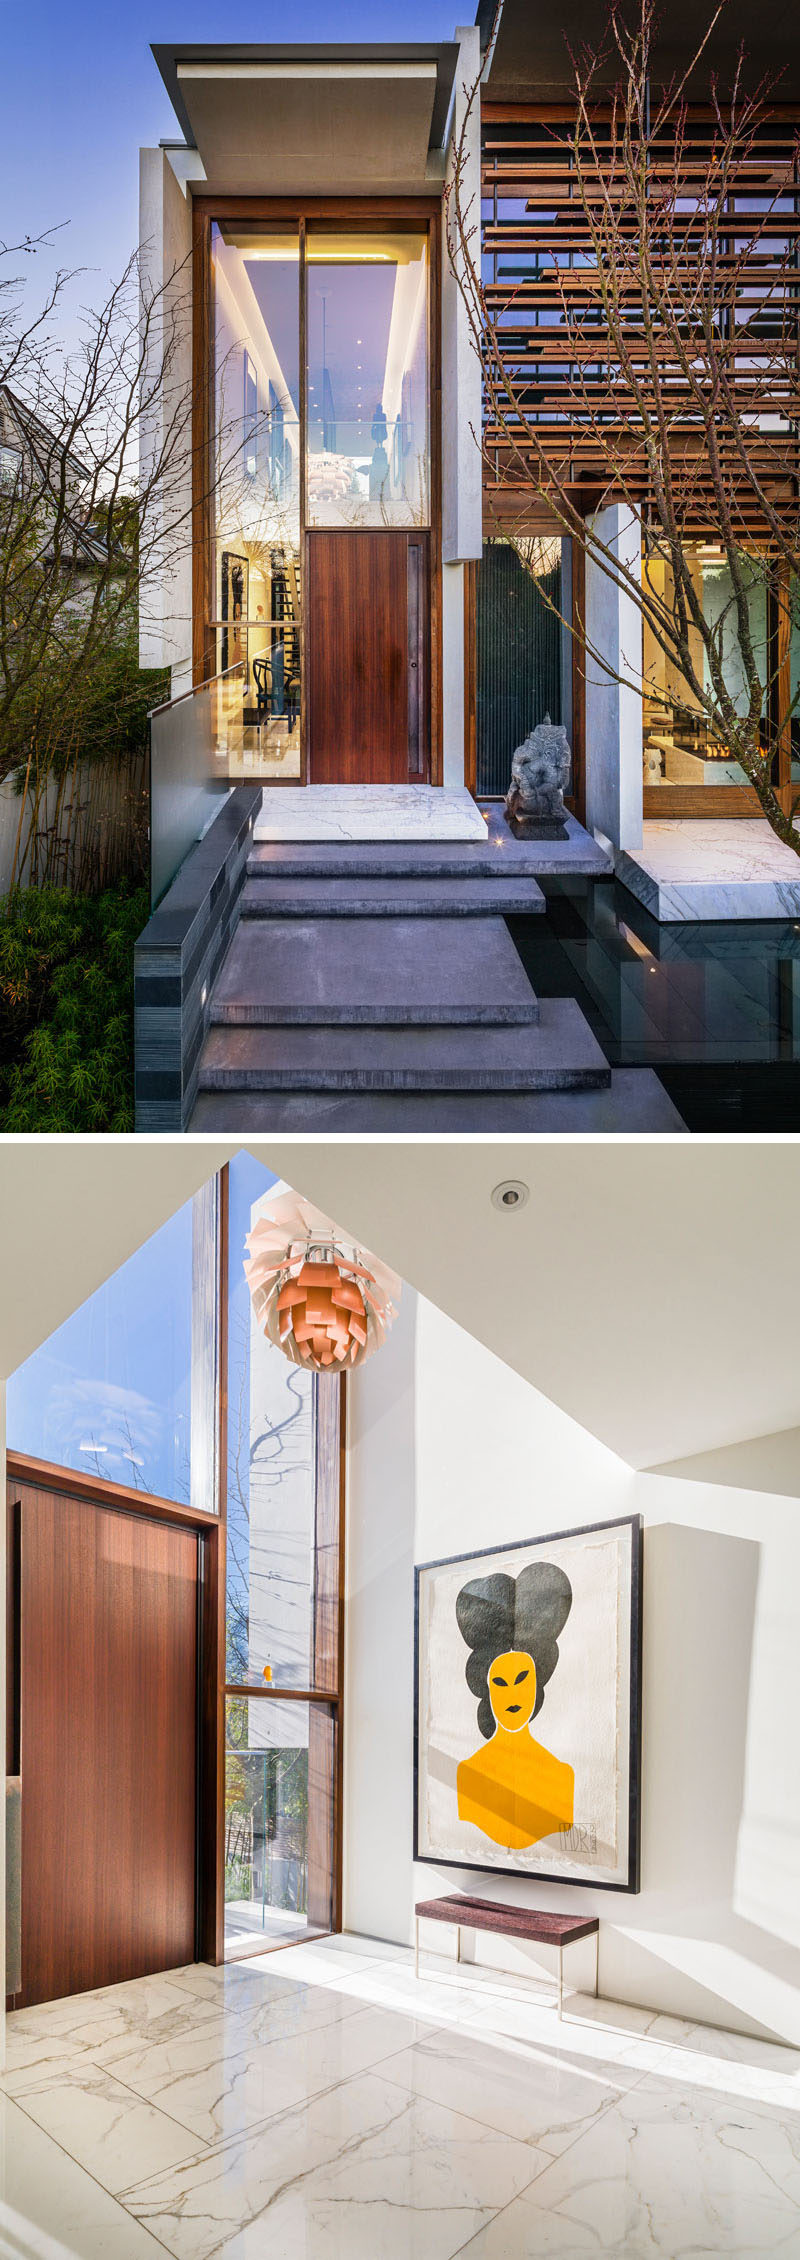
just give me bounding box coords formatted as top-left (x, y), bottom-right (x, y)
top-left (123, 2067), bottom-right (543, 2260)
top-left (253, 787), bottom-right (489, 844)
top-left (455, 2068), bottom-right (800, 2258)
top-left (617, 819), bottom-right (800, 922)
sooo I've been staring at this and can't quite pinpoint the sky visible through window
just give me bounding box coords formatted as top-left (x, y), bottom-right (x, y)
top-left (7, 1203), bottom-right (196, 1498)
top-left (7, 1152), bottom-right (280, 1510)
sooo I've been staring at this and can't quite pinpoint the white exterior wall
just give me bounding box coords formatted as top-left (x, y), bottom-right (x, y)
top-left (439, 26), bottom-right (483, 790)
top-left (345, 1293), bottom-right (800, 2045)
top-left (138, 148), bottom-right (194, 692)
top-left (441, 28), bottom-right (483, 570)
top-left (585, 502), bottom-right (644, 849)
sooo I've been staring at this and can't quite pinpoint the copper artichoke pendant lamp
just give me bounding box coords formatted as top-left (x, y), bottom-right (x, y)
top-left (244, 1190), bottom-right (401, 1372)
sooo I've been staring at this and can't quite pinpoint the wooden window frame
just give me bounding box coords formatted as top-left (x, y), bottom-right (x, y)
top-left (192, 195), bottom-right (443, 786)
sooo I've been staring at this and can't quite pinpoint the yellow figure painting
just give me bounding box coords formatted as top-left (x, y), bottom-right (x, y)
top-left (455, 1564), bottom-right (574, 1851)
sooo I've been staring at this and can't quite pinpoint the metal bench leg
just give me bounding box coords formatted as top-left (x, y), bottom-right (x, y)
top-left (456, 1925), bottom-right (461, 1965)
top-left (557, 1943), bottom-right (563, 2020)
top-left (594, 1929), bottom-right (599, 2000)
top-left (415, 1917), bottom-right (420, 1980)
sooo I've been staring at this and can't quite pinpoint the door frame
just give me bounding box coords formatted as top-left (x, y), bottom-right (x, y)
top-left (6, 1453), bottom-right (224, 2004)
top-left (192, 195), bottom-right (443, 785)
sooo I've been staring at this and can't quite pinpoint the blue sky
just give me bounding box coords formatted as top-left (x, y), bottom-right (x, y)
top-left (1, 0), bottom-right (458, 328)
top-left (7, 1152), bottom-right (278, 1506)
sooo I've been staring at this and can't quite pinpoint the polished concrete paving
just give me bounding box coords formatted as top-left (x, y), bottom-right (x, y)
top-left (617, 819), bottom-right (800, 922)
top-left (3, 1934), bottom-right (799, 2257)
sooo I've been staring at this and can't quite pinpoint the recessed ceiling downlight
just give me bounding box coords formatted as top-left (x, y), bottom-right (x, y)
top-left (491, 1179), bottom-right (530, 1214)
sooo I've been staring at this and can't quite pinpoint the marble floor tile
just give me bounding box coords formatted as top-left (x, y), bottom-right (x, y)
top-left (0, 2093), bottom-right (175, 2260)
top-left (124, 2068), bottom-right (541, 2260)
top-left (242, 1938), bottom-right (391, 1991)
top-left (90, 1965), bottom-right (367, 2086)
top-left (4, 1976), bottom-right (229, 2084)
top-left (9, 2062), bottom-right (205, 2197)
top-left (94, 2002), bottom-right (442, 2147)
top-left (379, 2020), bottom-right (631, 2151)
top-left (452, 2071), bottom-right (800, 2259)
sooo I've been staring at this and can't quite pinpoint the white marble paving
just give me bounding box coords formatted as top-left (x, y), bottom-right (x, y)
top-left (4, 1936), bottom-right (800, 2260)
top-left (253, 786), bottom-right (489, 843)
top-left (124, 2070), bottom-right (541, 2260)
top-left (455, 2072), bottom-right (800, 2258)
top-left (617, 818), bottom-right (800, 922)
top-left (0, 2094), bottom-right (169, 2260)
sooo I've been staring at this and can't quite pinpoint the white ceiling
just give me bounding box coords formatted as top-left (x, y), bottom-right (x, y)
top-left (256, 1139), bottom-right (800, 1469)
top-left (2, 1138), bottom-right (798, 1472)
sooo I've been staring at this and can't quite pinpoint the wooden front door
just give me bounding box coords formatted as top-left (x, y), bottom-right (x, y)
top-left (306, 531), bottom-right (428, 784)
top-left (16, 1483), bottom-right (199, 2006)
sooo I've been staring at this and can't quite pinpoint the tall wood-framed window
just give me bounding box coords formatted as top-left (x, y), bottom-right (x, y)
top-left (192, 195), bottom-right (442, 785)
top-left (221, 1151), bottom-right (344, 1958)
top-left (6, 1157), bottom-right (345, 1993)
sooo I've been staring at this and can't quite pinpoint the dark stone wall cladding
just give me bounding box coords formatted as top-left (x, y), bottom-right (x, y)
top-left (134, 786), bottom-right (262, 1131)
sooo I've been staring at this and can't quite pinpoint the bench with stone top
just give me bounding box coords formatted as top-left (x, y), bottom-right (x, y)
top-left (414, 1893), bottom-right (599, 2019)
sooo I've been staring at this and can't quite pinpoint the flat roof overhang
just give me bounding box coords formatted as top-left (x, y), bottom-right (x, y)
top-left (152, 42), bottom-right (460, 194)
top-left (481, 0), bottom-right (800, 97)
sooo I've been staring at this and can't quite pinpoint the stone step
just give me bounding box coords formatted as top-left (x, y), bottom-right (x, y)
top-left (240, 876), bottom-right (545, 919)
top-left (197, 998), bottom-right (609, 1094)
top-left (246, 840), bottom-right (548, 881)
top-left (210, 917), bottom-right (539, 1027)
top-left (190, 1070), bottom-right (686, 1132)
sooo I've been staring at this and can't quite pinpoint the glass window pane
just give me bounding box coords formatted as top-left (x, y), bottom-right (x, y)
top-left (211, 225), bottom-right (302, 780)
top-left (476, 538), bottom-right (564, 799)
top-left (224, 1695), bottom-right (335, 1954)
top-left (227, 1154), bottom-right (317, 1687)
top-left (306, 228), bottom-right (429, 529)
top-left (643, 544), bottom-right (768, 789)
top-left (7, 1195), bottom-right (217, 1506)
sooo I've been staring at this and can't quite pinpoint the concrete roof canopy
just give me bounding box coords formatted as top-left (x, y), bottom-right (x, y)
top-left (152, 43), bottom-right (461, 195)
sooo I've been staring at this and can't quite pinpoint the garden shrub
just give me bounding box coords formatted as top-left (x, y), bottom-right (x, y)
top-left (0, 881), bottom-right (147, 1131)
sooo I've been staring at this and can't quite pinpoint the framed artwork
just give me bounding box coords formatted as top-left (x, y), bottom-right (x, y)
top-left (414, 1514), bottom-right (642, 1892)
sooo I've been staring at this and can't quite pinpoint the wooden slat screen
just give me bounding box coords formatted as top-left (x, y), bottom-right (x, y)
top-left (481, 103), bottom-right (800, 532)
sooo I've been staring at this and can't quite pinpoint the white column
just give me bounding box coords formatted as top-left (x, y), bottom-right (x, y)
top-left (584, 503), bottom-right (643, 850)
top-left (441, 28), bottom-right (484, 571)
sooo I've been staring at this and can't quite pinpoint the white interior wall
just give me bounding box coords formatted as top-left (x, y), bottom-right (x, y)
top-left (345, 1291), bottom-right (800, 2045)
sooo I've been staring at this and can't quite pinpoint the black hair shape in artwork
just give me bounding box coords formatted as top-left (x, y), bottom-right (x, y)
top-left (455, 1564), bottom-right (573, 1740)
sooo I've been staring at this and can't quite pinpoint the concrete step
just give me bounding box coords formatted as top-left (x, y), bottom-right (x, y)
top-left (197, 998), bottom-right (609, 1093)
top-left (210, 917), bottom-right (539, 1027)
top-left (189, 1067), bottom-right (685, 1133)
top-left (240, 876), bottom-right (545, 919)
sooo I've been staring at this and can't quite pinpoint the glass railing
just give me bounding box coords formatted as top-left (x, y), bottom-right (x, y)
top-left (149, 665), bottom-right (245, 908)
